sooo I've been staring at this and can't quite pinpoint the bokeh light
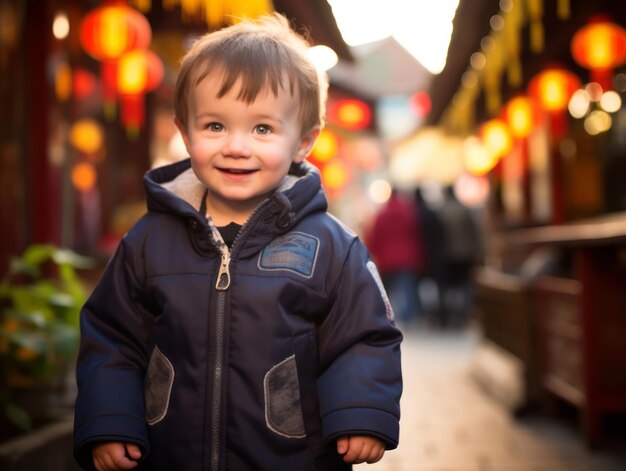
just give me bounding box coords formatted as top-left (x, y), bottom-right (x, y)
top-left (71, 162), bottom-right (97, 191)
top-left (454, 173), bottom-right (490, 207)
top-left (308, 45), bottom-right (338, 71)
top-left (584, 110), bottom-right (612, 135)
top-left (69, 119), bottom-right (104, 154)
top-left (600, 90), bottom-right (621, 112)
top-left (369, 179), bottom-right (392, 204)
top-left (568, 89), bottom-right (591, 118)
top-left (311, 129), bottom-right (339, 162)
top-left (53, 11), bottom-right (70, 40)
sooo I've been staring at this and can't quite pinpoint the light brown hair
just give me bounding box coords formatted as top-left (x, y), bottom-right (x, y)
top-left (174, 13), bottom-right (328, 134)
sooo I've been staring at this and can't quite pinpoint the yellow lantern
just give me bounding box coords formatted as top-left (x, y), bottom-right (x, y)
top-left (310, 129), bottom-right (339, 163)
top-left (504, 96), bottom-right (534, 138)
top-left (463, 136), bottom-right (499, 176)
top-left (480, 118), bottom-right (512, 158)
top-left (322, 161), bottom-right (349, 192)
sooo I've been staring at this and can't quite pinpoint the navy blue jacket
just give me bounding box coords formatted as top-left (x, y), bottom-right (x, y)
top-left (73, 158), bottom-right (402, 470)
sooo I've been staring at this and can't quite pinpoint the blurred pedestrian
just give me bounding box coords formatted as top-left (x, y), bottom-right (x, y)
top-left (435, 186), bottom-right (483, 328)
top-left (73, 14), bottom-right (401, 471)
top-left (413, 186), bottom-right (445, 322)
top-left (366, 188), bottom-right (425, 329)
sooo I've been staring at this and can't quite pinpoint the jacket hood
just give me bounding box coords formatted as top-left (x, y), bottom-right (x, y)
top-left (143, 159), bottom-right (328, 252)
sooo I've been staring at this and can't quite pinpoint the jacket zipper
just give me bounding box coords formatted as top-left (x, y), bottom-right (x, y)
top-left (215, 250), bottom-right (231, 290)
top-left (207, 197), bottom-right (275, 470)
top-left (210, 288), bottom-right (226, 471)
top-left (214, 197), bottom-right (270, 293)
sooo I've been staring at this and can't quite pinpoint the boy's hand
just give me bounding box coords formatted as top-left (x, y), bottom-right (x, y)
top-left (93, 442), bottom-right (142, 471)
top-left (336, 435), bottom-right (385, 464)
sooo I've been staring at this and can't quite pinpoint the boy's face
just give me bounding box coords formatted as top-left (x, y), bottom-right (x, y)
top-left (177, 72), bottom-right (319, 224)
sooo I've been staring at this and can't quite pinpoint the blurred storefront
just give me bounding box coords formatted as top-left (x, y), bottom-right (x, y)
top-left (415, 0), bottom-right (626, 448)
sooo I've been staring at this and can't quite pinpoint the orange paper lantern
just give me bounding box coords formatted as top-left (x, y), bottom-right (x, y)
top-left (529, 68), bottom-right (581, 112)
top-left (571, 18), bottom-right (626, 90)
top-left (529, 67), bottom-right (581, 138)
top-left (504, 96), bottom-right (534, 138)
top-left (71, 162), bottom-right (97, 192)
top-left (117, 49), bottom-right (164, 134)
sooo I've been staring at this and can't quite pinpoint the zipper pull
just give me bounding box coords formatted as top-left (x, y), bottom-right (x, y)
top-left (215, 251), bottom-right (231, 290)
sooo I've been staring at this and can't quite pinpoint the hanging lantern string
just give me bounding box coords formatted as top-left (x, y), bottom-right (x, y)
top-left (526, 0), bottom-right (544, 53)
top-left (128, 0), bottom-right (274, 28)
top-left (557, 0), bottom-right (570, 21)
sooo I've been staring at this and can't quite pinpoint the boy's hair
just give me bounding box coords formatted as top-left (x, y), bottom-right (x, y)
top-left (174, 13), bottom-right (328, 134)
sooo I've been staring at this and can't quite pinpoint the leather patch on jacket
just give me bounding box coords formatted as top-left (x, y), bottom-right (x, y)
top-left (145, 346), bottom-right (175, 425)
top-left (258, 232), bottom-right (319, 278)
top-left (264, 355), bottom-right (306, 438)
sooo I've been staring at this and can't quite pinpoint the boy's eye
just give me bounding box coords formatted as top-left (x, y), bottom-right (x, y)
top-left (206, 122), bottom-right (224, 132)
top-left (254, 124), bottom-right (272, 135)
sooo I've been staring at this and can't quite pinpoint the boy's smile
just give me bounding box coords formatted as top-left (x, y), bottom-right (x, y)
top-left (177, 73), bottom-right (318, 225)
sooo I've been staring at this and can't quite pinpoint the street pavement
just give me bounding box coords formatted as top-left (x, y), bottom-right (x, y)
top-left (360, 324), bottom-right (626, 471)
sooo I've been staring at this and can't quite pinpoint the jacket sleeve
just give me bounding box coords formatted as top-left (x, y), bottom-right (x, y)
top-left (73, 238), bottom-right (154, 470)
top-left (316, 238), bottom-right (403, 449)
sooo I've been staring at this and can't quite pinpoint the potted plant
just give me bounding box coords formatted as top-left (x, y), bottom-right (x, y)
top-left (0, 244), bottom-right (93, 441)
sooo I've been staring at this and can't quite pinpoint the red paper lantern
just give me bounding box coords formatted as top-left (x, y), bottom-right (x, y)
top-left (571, 17), bottom-right (626, 90)
top-left (410, 91), bottom-right (431, 118)
top-left (72, 68), bottom-right (98, 100)
top-left (80, 3), bottom-right (151, 60)
top-left (329, 99), bottom-right (372, 131)
top-left (79, 2), bottom-right (152, 115)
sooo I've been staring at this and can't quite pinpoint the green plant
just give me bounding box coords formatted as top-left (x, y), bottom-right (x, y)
top-left (0, 244), bottom-right (93, 432)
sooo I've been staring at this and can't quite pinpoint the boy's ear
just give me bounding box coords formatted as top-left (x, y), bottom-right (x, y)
top-left (175, 118), bottom-right (192, 155)
top-left (294, 127), bottom-right (321, 163)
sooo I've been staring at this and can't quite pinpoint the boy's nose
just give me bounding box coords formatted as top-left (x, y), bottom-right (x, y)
top-left (223, 133), bottom-right (251, 158)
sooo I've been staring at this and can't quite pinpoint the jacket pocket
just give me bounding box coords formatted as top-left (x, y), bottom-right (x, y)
top-left (264, 354), bottom-right (306, 439)
top-left (145, 346), bottom-right (175, 425)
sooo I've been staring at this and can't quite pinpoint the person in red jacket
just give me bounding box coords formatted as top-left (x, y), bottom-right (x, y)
top-left (365, 189), bottom-right (425, 328)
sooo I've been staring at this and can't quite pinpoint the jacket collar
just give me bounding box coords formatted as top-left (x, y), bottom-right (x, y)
top-left (143, 158), bottom-right (327, 251)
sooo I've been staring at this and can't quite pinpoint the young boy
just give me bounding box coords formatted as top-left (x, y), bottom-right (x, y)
top-left (73, 14), bottom-right (402, 471)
